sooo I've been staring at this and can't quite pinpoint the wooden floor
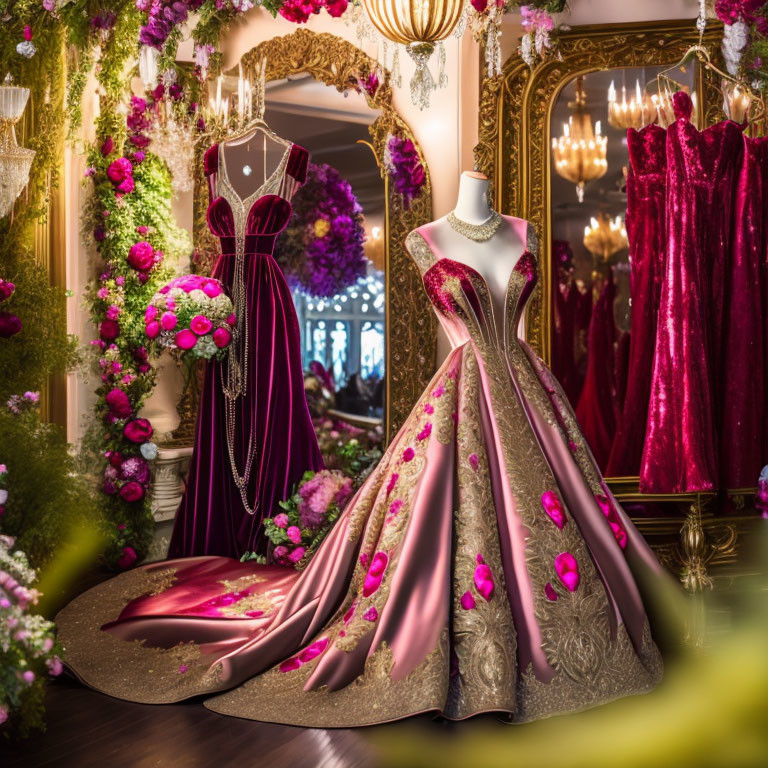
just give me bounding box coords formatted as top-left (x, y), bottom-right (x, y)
top-left (0, 676), bottom-right (386, 768)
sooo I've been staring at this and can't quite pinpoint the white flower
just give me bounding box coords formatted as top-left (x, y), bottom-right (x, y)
top-left (722, 20), bottom-right (749, 76)
top-left (0, 489), bottom-right (7, 505)
top-left (189, 289), bottom-right (207, 304)
top-left (16, 41), bottom-right (36, 59)
top-left (140, 442), bottom-right (159, 460)
top-left (519, 33), bottom-right (535, 69)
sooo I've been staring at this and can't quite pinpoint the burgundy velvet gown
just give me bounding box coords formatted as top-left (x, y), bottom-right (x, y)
top-left (169, 141), bottom-right (323, 558)
top-left (640, 93), bottom-right (743, 493)
top-left (58, 217), bottom-right (663, 727)
top-left (607, 125), bottom-right (667, 478)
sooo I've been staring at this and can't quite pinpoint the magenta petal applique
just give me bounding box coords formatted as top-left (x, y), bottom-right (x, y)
top-left (279, 656), bottom-right (302, 672)
top-left (541, 490), bottom-right (567, 529)
top-left (244, 610), bottom-right (264, 618)
top-left (363, 606), bottom-right (378, 621)
top-left (432, 383), bottom-right (445, 398)
top-left (596, 493), bottom-right (612, 518)
top-left (402, 447), bottom-right (415, 462)
top-left (476, 553), bottom-right (485, 564)
top-left (473, 563), bottom-right (495, 601)
top-left (460, 591), bottom-right (476, 610)
top-left (343, 603), bottom-right (356, 623)
top-left (298, 637), bottom-right (329, 664)
top-left (609, 521), bottom-right (628, 550)
top-left (178, 664), bottom-right (188, 673)
top-left (362, 551), bottom-right (389, 597)
top-left (423, 402), bottom-right (434, 415)
top-left (359, 552), bottom-right (369, 567)
top-left (554, 552), bottom-right (580, 592)
top-left (468, 453), bottom-right (479, 471)
top-left (388, 498), bottom-right (404, 517)
top-left (385, 472), bottom-right (399, 497)
top-left (596, 493), bottom-right (628, 550)
top-left (568, 440), bottom-right (578, 453)
top-left (417, 422), bottom-right (432, 441)
top-left (544, 583), bottom-right (558, 601)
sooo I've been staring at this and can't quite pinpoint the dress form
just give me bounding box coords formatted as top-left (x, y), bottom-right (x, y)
top-left (424, 171), bottom-right (527, 334)
top-left (220, 125), bottom-right (291, 200)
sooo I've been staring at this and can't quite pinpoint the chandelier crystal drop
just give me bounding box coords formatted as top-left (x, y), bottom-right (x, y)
top-left (0, 74), bottom-right (35, 220)
top-left (551, 77), bottom-right (607, 203)
top-left (361, 0), bottom-right (465, 108)
top-left (151, 116), bottom-right (194, 193)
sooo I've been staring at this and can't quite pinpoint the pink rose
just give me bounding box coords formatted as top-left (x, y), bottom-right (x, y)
top-left (226, 313), bottom-right (237, 326)
top-left (202, 280), bottom-right (222, 298)
top-left (120, 481), bottom-right (145, 503)
top-left (212, 327), bottom-right (231, 348)
top-left (273, 545), bottom-right (289, 562)
top-left (0, 279), bottom-right (15, 302)
top-left (288, 547), bottom-right (305, 564)
top-left (190, 315), bottom-right (212, 335)
top-left (273, 513), bottom-right (289, 528)
top-left (99, 318), bottom-right (119, 340)
top-left (145, 321), bottom-right (160, 339)
top-left (105, 388), bottom-right (132, 418)
top-left (123, 418), bottom-right (153, 443)
top-left (160, 311), bottom-right (177, 331)
top-left (46, 656), bottom-right (63, 676)
top-left (107, 157), bottom-right (132, 184)
top-left (116, 175), bottom-right (135, 195)
top-left (286, 525), bottom-right (302, 544)
top-left (175, 329), bottom-right (197, 350)
top-left (127, 241), bottom-right (155, 272)
top-left (117, 546), bottom-right (137, 569)
top-left (144, 304), bottom-right (157, 322)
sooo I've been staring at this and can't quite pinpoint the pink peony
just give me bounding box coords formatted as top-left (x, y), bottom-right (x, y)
top-left (99, 318), bottom-right (120, 340)
top-left (212, 327), bottom-right (231, 348)
top-left (145, 320), bottom-right (160, 339)
top-left (105, 388), bottom-right (132, 418)
top-left (203, 280), bottom-right (222, 298)
top-left (127, 241), bottom-right (155, 272)
top-left (120, 480), bottom-right (145, 502)
top-left (286, 525), bottom-right (302, 544)
top-left (145, 304), bottom-right (157, 322)
top-left (107, 157), bottom-right (132, 184)
top-left (226, 313), bottom-right (237, 326)
top-left (100, 136), bottom-right (114, 156)
top-left (120, 457), bottom-right (150, 484)
top-left (175, 329), bottom-right (197, 350)
top-left (288, 547), bottom-right (305, 564)
top-left (160, 311), bottom-right (178, 331)
top-left (117, 546), bottom-right (137, 569)
top-left (0, 279), bottom-right (15, 302)
top-left (0, 312), bottom-right (22, 338)
top-left (273, 513), bottom-right (289, 528)
top-left (273, 545), bottom-right (289, 562)
top-left (190, 315), bottom-right (212, 335)
top-left (124, 418), bottom-right (153, 443)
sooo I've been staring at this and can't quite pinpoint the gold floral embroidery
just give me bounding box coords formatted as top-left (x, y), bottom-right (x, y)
top-left (447, 351), bottom-right (517, 718)
top-left (206, 631), bottom-right (450, 727)
top-left (56, 568), bottom-right (223, 704)
top-left (218, 574), bottom-right (267, 593)
top-left (405, 230), bottom-right (437, 273)
top-left (217, 592), bottom-right (275, 618)
top-left (144, 568), bottom-right (178, 596)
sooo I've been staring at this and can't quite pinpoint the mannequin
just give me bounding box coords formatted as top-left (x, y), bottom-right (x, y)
top-left (423, 170), bottom-right (528, 336)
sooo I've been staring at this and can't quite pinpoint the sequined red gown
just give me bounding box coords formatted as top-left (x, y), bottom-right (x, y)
top-left (169, 142), bottom-right (323, 558)
top-left (58, 216), bottom-right (663, 727)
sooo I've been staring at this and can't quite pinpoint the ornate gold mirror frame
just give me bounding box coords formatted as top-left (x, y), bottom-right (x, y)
top-left (473, 21), bottom-right (752, 595)
top-left (188, 29), bottom-right (436, 443)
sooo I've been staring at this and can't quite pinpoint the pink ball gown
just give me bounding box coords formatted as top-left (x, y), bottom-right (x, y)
top-left (57, 217), bottom-right (663, 727)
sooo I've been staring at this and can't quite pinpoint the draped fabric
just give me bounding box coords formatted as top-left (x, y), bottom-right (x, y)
top-left (57, 217), bottom-right (663, 727)
top-left (637, 92), bottom-right (766, 493)
top-left (607, 126), bottom-right (667, 478)
top-left (169, 142), bottom-right (323, 559)
top-left (575, 272), bottom-right (618, 472)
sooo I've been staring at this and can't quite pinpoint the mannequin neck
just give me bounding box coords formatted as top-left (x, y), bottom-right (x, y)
top-left (453, 172), bottom-right (493, 225)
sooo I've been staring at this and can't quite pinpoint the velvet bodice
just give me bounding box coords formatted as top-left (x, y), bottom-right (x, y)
top-left (204, 142), bottom-right (309, 257)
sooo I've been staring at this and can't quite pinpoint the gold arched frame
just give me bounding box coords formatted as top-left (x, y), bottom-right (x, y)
top-left (472, 21), bottom-right (756, 596)
top-left (474, 19), bottom-right (724, 365)
top-left (191, 29), bottom-right (436, 442)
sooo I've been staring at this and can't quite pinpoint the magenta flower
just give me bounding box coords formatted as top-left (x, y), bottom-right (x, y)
top-left (127, 241), bottom-right (155, 272)
top-left (145, 321), bottom-right (160, 339)
top-left (286, 525), bottom-right (302, 544)
top-left (212, 328), bottom-right (231, 348)
top-left (541, 490), bottom-right (567, 529)
top-left (145, 305), bottom-right (157, 322)
top-left (288, 547), bottom-right (305, 563)
top-left (99, 318), bottom-right (120, 340)
top-left (107, 157), bottom-right (132, 184)
top-left (117, 546), bottom-right (138, 569)
top-left (0, 312), bottom-right (22, 338)
top-left (402, 447), bottom-right (415, 462)
top-left (160, 311), bottom-right (178, 331)
top-left (175, 329), bottom-right (197, 349)
top-left (105, 388), bottom-right (132, 418)
top-left (554, 552), bottom-right (580, 592)
top-left (273, 513), bottom-right (289, 528)
top-left (190, 315), bottom-right (212, 335)
top-left (124, 418), bottom-right (153, 444)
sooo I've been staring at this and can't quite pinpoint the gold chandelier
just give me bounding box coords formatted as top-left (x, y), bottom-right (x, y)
top-left (0, 75), bottom-right (35, 220)
top-left (552, 77), bottom-right (607, 203)
top-left (362, 0), bottom-right (465, 108)
top-left (607, 79), bottom-right (657, 131)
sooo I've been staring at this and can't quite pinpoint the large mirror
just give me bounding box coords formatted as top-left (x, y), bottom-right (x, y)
top-left (185, 29), bottom-right (436, 463)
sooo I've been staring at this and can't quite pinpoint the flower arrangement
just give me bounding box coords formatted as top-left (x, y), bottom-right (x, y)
top-left (711, 1), bottom-right (768, 88)
top-left (259, 470), bottom-right (354, 568)
top-left (274, 163), bottom-right (368, 299)
top-left (0, 278), bottom-right (21, 339)
top-left (145, 275), bottom-right (235, 360)
top-left (0, 534), bottom-right (62, 736)
top-left (384, 134), bottom-right (427, 210)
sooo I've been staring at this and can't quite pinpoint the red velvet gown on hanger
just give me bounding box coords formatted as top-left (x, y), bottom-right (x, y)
top-left (640, 93), bottom-right (742, 493)
top-left (607, 125), bottom-right (667, 478)
top-left (169, 141), bottom-right (323, 558)
top-left (58, 218), bottom-right (663, 727)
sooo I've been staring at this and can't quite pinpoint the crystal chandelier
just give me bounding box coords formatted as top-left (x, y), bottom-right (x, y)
top-left (552, 77), bottom-right (607, 203)
top-left (0, 75), bottom-right (35, 219)
top-left (361, 0), bottom-right (465, 108)
top-left (151, 116), bottom-right (194, 194)
top-left (607, 79), bottom-right (657, 131)
top-left (583, 212), bottom-right (627, 263)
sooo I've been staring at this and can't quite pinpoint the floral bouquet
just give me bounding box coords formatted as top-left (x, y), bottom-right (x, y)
top-left (144, 274), bottom-right (235, 360)
top-left (384, 134), bottom-right (426, 210)
top-left (254, 470), bottom-right (354, 569)
top-left (0, 534), bottom-right (62, 735)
